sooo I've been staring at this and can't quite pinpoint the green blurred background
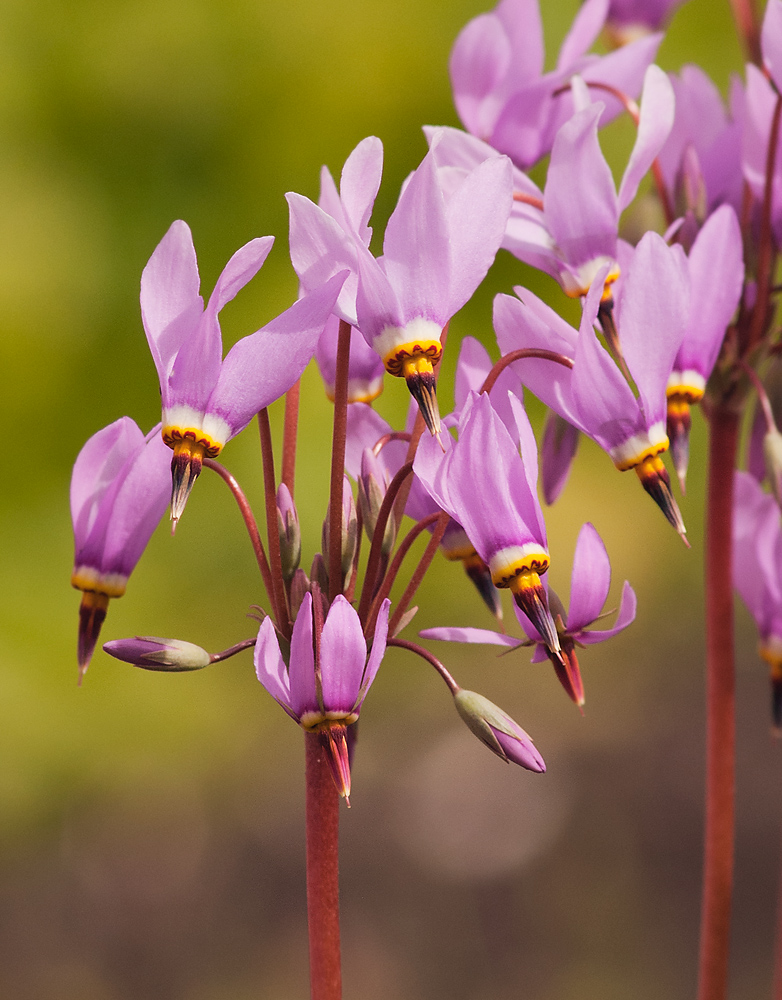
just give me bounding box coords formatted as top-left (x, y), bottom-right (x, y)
top-left (0, 0), bottom-right (778, 997)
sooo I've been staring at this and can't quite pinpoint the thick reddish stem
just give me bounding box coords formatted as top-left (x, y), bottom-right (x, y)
top-left (328, 320), bottom-right (352, 603)
top-left (698, 406), bottom-right (739, 1000)
top-left (305, 731), bottom-right (342, 1000)
top-left (282, 379), bottom-right (301, 497)
top-left (728, 0), bottom-right (761, 65)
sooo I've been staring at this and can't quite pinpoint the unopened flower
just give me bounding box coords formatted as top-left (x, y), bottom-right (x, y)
top-left (141, 220), bottom-right (346, 523)
top-left (453, 689), bottom-right (545, 771)
top-left (423, 522), bottom-right (636, 708)
top-left (70, 418), bottom-right (171, 681)
top-left (277, 484), bottom-right (302, 582)
top-left (103, 637), bottom-right (211, 671)
top-left (254, 592), bottom-right (391, 801)
top-left (495, 230), bottom-right (690, 540)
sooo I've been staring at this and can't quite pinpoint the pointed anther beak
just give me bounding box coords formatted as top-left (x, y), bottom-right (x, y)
top-left (462, 551), bottom-right (503, 620)
top-left (170, 439), bottom-right (207, 528)
top-left (402, 354), bottom-right (441, 438)
top-left (318, 722), bottom-right (352, 805)
top-left (634, 454), bottom-right (689, 546)
top-left (510, 570), bottom-right (562, 660)
top-left (77, 591), bottom-right (110, 684)
top-left (548, 638), bottom-right (585, 711)
top-left (666, 394), bottom-right (693, 494)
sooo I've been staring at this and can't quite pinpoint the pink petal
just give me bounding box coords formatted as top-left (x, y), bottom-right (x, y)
top-left (575, 581), bottom-right (637, 643)
top-left (566, 522), bottom-right (611, 630)
top-left (254, 617), bottom-right (294, 715)
top-left (617, 65), bottom-right (675, 213)
top-left (450, 12), bottom-right (513, 137)
top-left (320, 595), bottom-right (367, 715)
top-left (556, 0), bottom-right (608, 70)
top-left (289, 592), bottom-right (318, 720)
top-left (358, 599), bottom-right (391, 705)
top-left (420, 625), bottom-right (522, 647)
top-left (340, 136), bottom-right (383, 245)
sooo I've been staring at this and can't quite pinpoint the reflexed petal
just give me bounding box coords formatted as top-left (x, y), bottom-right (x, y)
top-left (359, 598), bottom-right (391, 704)
top-left (140, 221), bottom-right (203, 390)
top-left (70, 417), bottom-right (145, 546)
top-left (541, 410), bottom-right (579, 505)
top-left (616, 231), bottom-right (688, 428)
top-left (420, 626), bottom-right (522, 647)
top-left (207, 272), bottom-right (347, 438)
top-left (340, 136), bottom-right (383, 243)
top-left (454, 336), bottom-right (493, 409)
top-left (254, 617), bottom-right (294, 715)
top-left (320, 595), bottom-right (367, 714)
top-left (575, 580), bottom-right (637, 643)
top-left (567, 522), bottom-right (611, 630)
top-left (545, 104), bottom-right (618, 267)
top-left (617, 65), bottom-right (675, 213)
top-left (382, 149), bottom-right (451, 325)
top-left (763, 0), bottom-right (782, 93)
top-left (355, 249), bottom-right (404, 345)
top-left (289, 592), bottom-right (318, 719)
top-left (450, 13), bottom-right (513, 136)
top-left (557, 0), bottom-right (607, 70)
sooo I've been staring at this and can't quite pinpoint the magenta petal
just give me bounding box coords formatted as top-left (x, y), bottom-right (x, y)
top-left (289, 592), bottom-right (318, 720)
top-left (359, 598), bottom-right (391, 704)
top-left (544, 103), bottom-right (618, 267)
top-left (140, 220), bottom-right (204, 395)
top-left (678, 204), bottom-right (743, 377)
top-left (382, 149), bottom-right (451, 325)
top-left (254, 616), bottom-right (294, 715)
top-left (208, 237), bottom-right (274, 317)
top-left (763, 0), bottom-right (782, 93)
top-left (450, 12), bottom-right (513, 137)
top-left (208, 272), bottom-right (347, 438)
top-left (443, 150), bottom-right (513, 315)
top-left (556, 0), bottom-right (608, 70)
top-left (566, 522), bottom-right (611, 630)
top-left (541, 411), bottom-right (580, 505)
top-left (70, 417), bottom-right (145, 545)
top-left (355, 248), bottom-right (404, 345)
top-left (340, 136), bottom-right (383, 244)
top-left (320, 595), bottom-right (367, 715)
top-left (98, 433), bottom-right (171, 577)
top-left (420, 626), bottom-right (522, 647)
top-left (617, 65), bottom-right (675, 213)
top-left (344, 403), bottom-right (394, 480)
top-left (575, 580), bottom-right (637, 643)
top-left (454, 336), bottom-right (493, 409)
top-left (493, 726), bottom-right (546, 772)
top-left (617, 231), bottom-right (689, 427)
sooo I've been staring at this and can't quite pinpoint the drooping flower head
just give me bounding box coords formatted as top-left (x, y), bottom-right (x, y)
top-left (254, 592), bottom-right (391, 802)
top-left (494, 231), bottom-right (690, 541)
top-left (733, 471), bottom-right (782, 730)
top-left (415, 390), bottom-right (562, 658)
top-left (449, 0), bottom-right (662, 169)
top-left (422, 522), bottom-right (636, 708)
top-left (70, 418), bottom-right (171, 681)
top-left (141, 220), bottom-right (346, 523)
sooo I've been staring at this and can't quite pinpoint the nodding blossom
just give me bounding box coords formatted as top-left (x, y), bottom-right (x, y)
top-left (422, 522), bottom-right (636, 709)
top-left (415, 390), bottom-right (563, 660)
top-left (254, 592), bottom-right (391, 802)
top-left (289, 134), bottom-right (513, 436)
top-left (141, 220), bottom-right (346, 524)
top-left (494, 230), bottom-right (691, 542)
top-left (449, 0), bottom-right (662, 170)
top-left (70, 418), bottom-right (171, 681)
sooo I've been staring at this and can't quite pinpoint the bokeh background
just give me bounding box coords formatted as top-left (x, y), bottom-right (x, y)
top-left (0, 0), bottom-right (779, 997)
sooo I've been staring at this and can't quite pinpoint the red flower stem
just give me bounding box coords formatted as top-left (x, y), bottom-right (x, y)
top-left (387, 637), bottom-right (459, 693)
top-left (203, 458), bottom-right (276, 609)
top-left (737, 357), bottom-right (777, 431)
top-left (698, 405), bottom-right (739, 1000)
top-left (481, 348), bottom-right (574, 395)
top-left (388, 513), bottom-right (450, 636)
top-left (305, 731), bottom-right (342, 1000)
top-left (257, 409), bottom-right (291, 639)
top-left (747, 93), bottom-right (782, 354)
top-left (282, 379), bottom-right (301, 497)
top-left (328, 320), bottom-right (352, 603)
top-left (364, 511), bottom-right (445, 637)
top-left (356, 461), bottom-right (414, 626)
top-left (728, 0), bottom-right (761, 66)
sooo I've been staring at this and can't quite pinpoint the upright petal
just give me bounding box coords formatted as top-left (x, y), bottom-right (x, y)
top-left (450, 12), bottom-right (513, 137)
top-left (557, 0), bottom-right (608, 70)
top-left (575, 580), bottom-right (637, 643)
top-left (319, 596), bottom-right (367, 715)
top-left (359, 599), bottom-right (391, 704)
top-left (289, 592), bottom-right (319, 720)
top-left (340, 136), bottom-right (383, 244)
top-left (617, 65), bottom-right (675, 213)
top-left (206, 272), bottom-right (347, 439)
top-left (254, 616), bottom-right (294, 715)
top-left (566, 523), bottom-right (611, 630)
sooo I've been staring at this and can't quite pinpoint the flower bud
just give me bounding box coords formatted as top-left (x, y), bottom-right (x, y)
top-left (289, 568), bottom-right (311, 620)
top-left (276, 484), bottom-right (301, 582)
top-left (357, 448), bottom-right (396, 556)
top-left (103, 636), bottom-right (211, 671)
top-left (453, 689), bottom-right (545, 772)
